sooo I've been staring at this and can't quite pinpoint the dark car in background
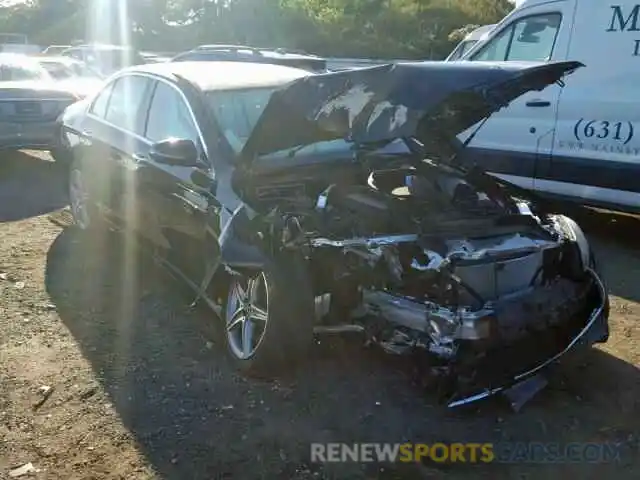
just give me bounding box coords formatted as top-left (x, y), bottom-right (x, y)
top-left (171, 44), bottom-right (328, 72)
top-left (0, 53), bottom-right (80, 161)
top-left (61, 43), bottom-right (146, 77)
top-left (59, 60), bottom-right (609, 410)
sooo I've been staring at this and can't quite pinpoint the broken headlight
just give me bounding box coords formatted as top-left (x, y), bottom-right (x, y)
top-left (553, 215), bottom-right (591, 270)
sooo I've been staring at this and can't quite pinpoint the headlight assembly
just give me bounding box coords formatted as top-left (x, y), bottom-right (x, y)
top-left (553, 215), bottom-right (591, 270)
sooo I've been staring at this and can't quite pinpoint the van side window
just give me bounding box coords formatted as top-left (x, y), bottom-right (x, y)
top-left (471, 13), bottom-right (561, 62)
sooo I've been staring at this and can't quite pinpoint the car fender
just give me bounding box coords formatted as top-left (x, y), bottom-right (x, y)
top-left (219, 204), bottom-right (269, 269)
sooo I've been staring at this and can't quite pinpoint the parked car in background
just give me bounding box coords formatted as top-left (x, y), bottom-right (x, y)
top-left (42, 45), bottom-right (72, 56)
top-left (59, 60), bottom-right (608, 409)
top-left (61, 44), bottom-right (146, 76)
top-left (0, 53), bottom-right (80, 162)
top-left (446, 24), bottom-right (496, 61)
top-left (35, 56), bottom-right (105, 98)
top-left (171, 45), bottom-right (328, 72)
top-left (0, 33), bottom-right (41, 54)
top-left (140, 51), bottom-right (171, 63)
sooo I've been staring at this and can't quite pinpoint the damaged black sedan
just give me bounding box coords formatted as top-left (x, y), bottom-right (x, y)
top-left (60, 60), bottom-right (609, 409)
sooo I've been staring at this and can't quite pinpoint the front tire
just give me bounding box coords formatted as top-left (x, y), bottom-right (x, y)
top-left (223, 255), bottom-right (314, 376)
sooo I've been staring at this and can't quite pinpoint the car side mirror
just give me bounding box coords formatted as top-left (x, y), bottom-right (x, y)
top-left (149, 138), bottom-right (199, 167)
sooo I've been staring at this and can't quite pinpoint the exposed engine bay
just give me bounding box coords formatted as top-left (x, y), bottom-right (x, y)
top-left (224, 61), bottom-right (607, 409)
top-left (234, 157), bottom-right (606, 408)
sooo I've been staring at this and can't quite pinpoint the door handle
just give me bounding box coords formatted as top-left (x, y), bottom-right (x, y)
top-left (526, 100), bottom-right (551, 108)
top-left (131, 153), bottom-right (146, 163)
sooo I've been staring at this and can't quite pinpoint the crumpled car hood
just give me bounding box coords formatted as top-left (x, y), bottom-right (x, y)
top-left (241, 60), bottom-right (583, 161)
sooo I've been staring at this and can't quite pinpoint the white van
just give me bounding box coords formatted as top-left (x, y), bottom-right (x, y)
top-left (458, 0), bottom-right (640, 212)
top-left (446, 24), bottom-right (496, 61)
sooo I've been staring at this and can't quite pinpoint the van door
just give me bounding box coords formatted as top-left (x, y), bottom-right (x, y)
top-left (460, 0), bottom-right (574, 190)
top-left (547, 1), bottom-right (640, 209)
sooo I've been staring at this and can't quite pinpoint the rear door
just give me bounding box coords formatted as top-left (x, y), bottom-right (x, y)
top-left (136, 79), bottom-right (213, 284)
top-left (460, 1), bottom-right (573, 190)
top-left (84, 74), bottom-right (154, 231)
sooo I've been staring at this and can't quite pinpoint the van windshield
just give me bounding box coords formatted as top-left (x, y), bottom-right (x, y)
top-left (447, 40), bottom-right (478, 61)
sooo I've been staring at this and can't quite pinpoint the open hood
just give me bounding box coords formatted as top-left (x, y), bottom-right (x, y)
top-left (241, 61), bottom-right (583, 161)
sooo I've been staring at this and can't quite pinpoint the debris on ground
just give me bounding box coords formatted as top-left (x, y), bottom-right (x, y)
top-left (9, 463), bottom-right (38, 477)
top-left (32, 385), bottom-right (54, 411)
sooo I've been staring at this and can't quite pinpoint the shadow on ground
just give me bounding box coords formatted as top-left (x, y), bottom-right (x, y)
top-left (0, 151), bottom-right (68, 222)
top-left (44, 227), bottom-right (639, 479)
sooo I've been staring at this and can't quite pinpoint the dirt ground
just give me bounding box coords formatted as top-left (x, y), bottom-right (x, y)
top-left (0, 151), bottom-right (638, 480)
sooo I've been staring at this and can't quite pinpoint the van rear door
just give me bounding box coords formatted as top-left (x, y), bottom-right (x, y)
top-left (459, 0), bottom-right (575, 191)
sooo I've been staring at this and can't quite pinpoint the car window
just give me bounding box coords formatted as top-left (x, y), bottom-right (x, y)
top-left (0, 62), bottom-right (49, 81)
top-left (471, 13), bottom-right (561, 62)
top-left (448, 40), bottom-right (478, 61)
top-left (104, 75), bottom-right (151, 134)
top-left (205, 87), bottom-right (274, 153)
top-left (65, 49), bottom-right (83, 60)
top-left (40, 61), bottom-right (75, 80)
top-left (145, 81), bottom-right (199, 144)
top-left (89, 81), bottom-right (115, 117)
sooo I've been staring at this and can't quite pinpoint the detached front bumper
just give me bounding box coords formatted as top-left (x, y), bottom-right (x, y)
top-left (446, 268), bottom-right (609, 408)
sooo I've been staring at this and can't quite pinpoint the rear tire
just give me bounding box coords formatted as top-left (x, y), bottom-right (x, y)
top-left (223, 253), bottom-right (315, 376)
top-left (68, 160), bottom-right (103, 234)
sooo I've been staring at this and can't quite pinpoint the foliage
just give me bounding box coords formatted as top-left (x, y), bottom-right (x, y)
top-left (0, 0), bottom-right (514, 59)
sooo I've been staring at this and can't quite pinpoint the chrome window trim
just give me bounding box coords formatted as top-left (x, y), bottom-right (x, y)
top-left (86, 70), bottom-right (210, 160)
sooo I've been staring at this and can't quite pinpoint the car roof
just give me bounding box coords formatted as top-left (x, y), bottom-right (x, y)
top-left (37, 55), bottom-right (81, 64)
top-left (122, 61), bottom-right (311, 91)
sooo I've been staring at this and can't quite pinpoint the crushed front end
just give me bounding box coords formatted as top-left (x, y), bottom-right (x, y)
top-left (308, 214), bottom-right (608, 408)
top-left (228, 60), bottom-right (607, 409)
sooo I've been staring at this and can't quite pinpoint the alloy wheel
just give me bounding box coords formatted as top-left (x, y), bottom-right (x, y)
top-left (225, 273), bottom-right (270, 360)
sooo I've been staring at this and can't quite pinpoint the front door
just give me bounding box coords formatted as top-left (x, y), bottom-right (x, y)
top-left (136, 80), bottom-right (213, 284)
top-left (459, 4), bottom-right (571, 190)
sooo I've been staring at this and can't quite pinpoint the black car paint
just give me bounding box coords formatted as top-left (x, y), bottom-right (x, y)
top-left (60, 62), bottom-right (610, 410)
top-left (61, 61), bottom-right (586, 299)
top-left (61, 71), bottom-right (262, 293)
top-left (241, 61), bottom-right (583, 161)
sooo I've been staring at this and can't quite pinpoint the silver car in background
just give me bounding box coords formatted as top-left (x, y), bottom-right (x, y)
top-left (0, 54), bottom-right (82, 162)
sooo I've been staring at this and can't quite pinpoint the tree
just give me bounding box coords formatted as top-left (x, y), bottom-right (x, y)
top-left (0, 0), bottom-right (515, 59)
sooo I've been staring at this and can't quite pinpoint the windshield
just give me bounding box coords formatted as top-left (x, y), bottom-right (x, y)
top-left (40, 60), bottom-right (101, 80)
top-left (206, 87), bottom-right (276, 152)
top-left (206, 86), bottom-right (410, 157)
top-left (207, 87), bottom-right (355, 155)
top-left (0, 59), bottom-right (49, 81)
top-left (40, 61), bottom-right (75, 80)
